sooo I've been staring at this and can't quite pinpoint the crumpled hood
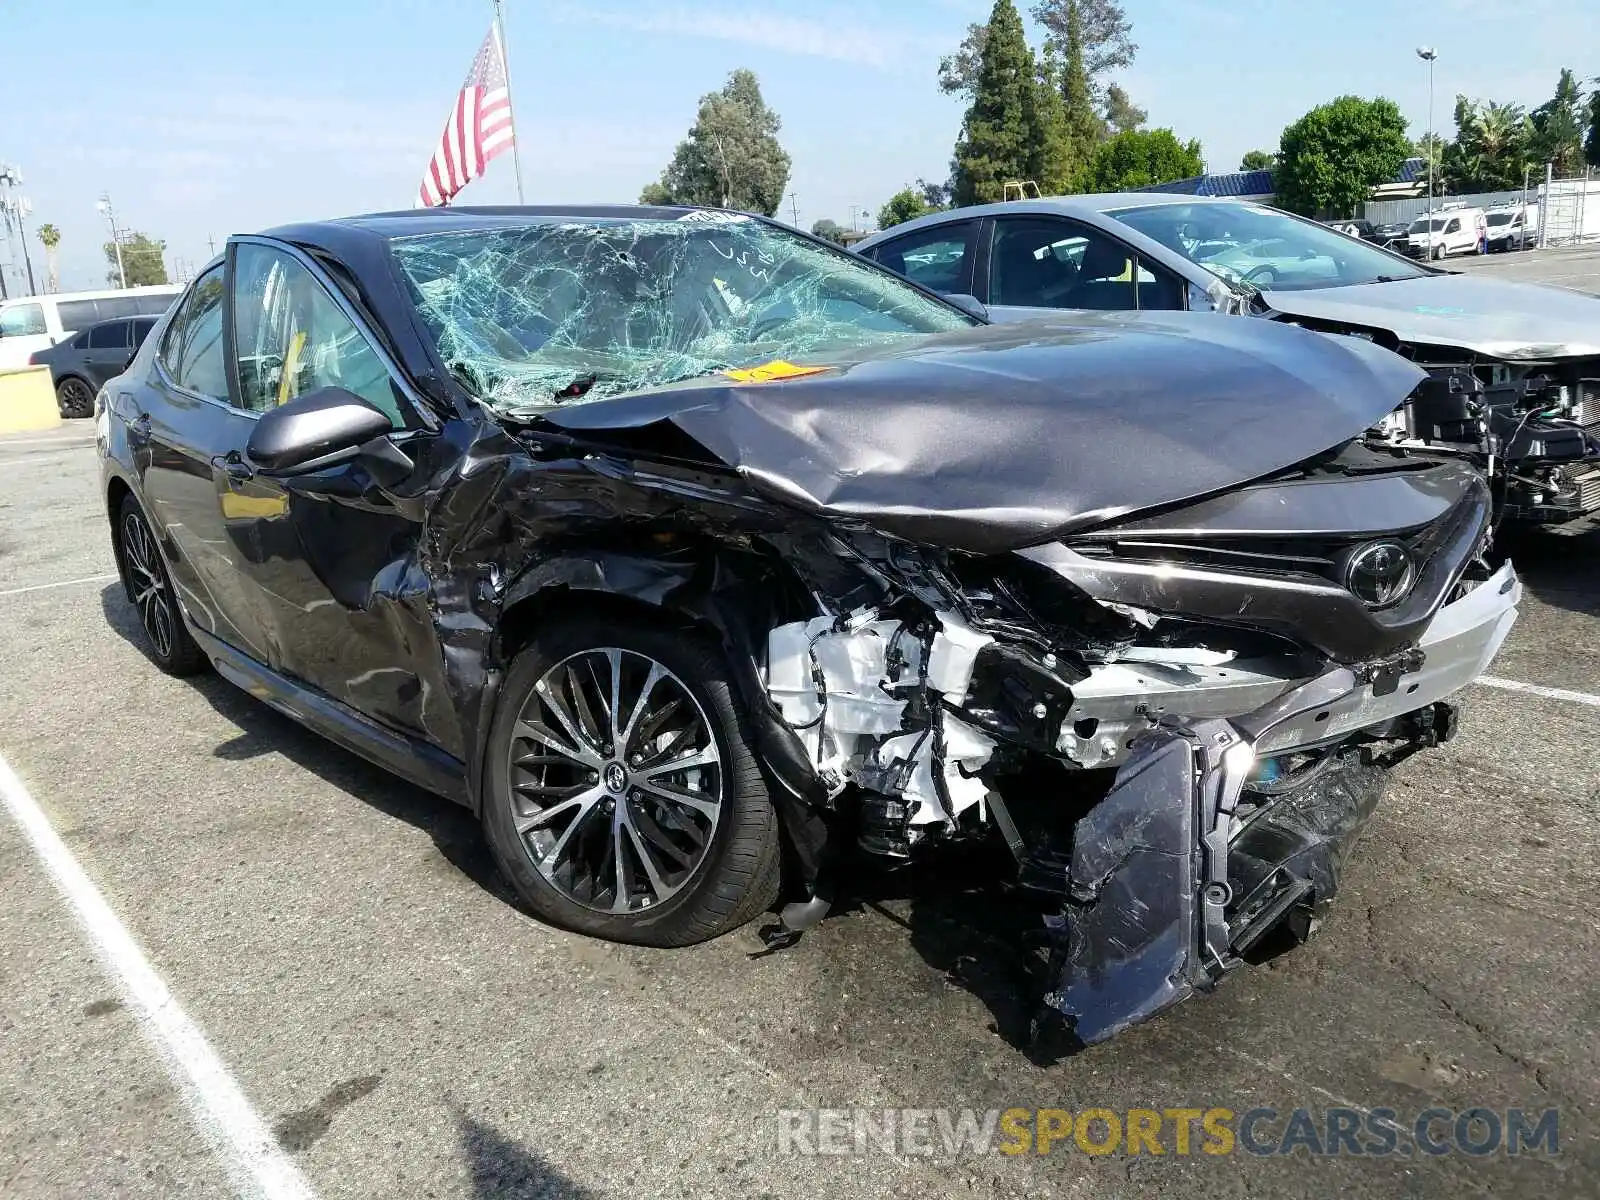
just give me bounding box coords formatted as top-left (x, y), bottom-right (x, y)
top-left (537, 310), bottom-right (1425, 555)
top-left (1264, 273), bottom-right (1600, 360)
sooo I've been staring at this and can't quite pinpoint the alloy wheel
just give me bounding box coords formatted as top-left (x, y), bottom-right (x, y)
top-left (507, 648), bottom-right (724, 914)
top-left (58, 379), bottom-right (94, 418)
top-left (121, 510), bottom-right (175, 660)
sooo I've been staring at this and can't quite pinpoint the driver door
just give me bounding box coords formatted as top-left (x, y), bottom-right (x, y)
top-left (216, 238), bottom-right (462, 753)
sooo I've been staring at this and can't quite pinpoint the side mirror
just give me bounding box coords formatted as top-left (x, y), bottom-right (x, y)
top-left (943, 292), bottom-right (989, 321)
top-left (246, 386), bottom-right (394, 474)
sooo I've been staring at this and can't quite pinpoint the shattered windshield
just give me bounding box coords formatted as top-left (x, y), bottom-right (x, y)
top-left (389, 215), bottom-right (977, 414)
top-left (1109, 201), bottom-right (1430, 290)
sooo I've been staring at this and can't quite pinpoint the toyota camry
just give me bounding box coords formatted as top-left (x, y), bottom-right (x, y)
top-left (97, 205), bottom-right (1519, 1047)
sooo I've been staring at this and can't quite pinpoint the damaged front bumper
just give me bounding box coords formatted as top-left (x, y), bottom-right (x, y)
top-left (1047, 562), bottom-right (1520, 1046)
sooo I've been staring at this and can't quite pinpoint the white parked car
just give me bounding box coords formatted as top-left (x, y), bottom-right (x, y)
top-left (1404, 207), bottom-right (1486, 260)
top-left (1485, 204), bottom-right (1538, 252)
top-left (0, 285), bottom-right (182, 370)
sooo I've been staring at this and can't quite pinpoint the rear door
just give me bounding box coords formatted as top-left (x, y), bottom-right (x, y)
top-left (83, 320), bottom-right (133, 387)
top-left (859, 220), bottom-right (980, 297)
top-left (133, 264), bottom-right (278, 663)
top-left (982, 215), bottom-right (1185, 320)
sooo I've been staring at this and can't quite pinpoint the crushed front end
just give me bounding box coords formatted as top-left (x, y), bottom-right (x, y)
top-left (757, 452), bottom-right (1519, 1046)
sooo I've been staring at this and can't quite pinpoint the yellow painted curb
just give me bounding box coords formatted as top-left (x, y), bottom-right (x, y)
top-left (0, 367), bottom-right (63, 433)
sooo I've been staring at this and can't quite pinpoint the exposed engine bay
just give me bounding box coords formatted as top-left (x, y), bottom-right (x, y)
top-left (1368, 354), bottom-right (1600, 524)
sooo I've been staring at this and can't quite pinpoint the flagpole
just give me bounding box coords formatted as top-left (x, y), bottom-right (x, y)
top-left (493, 0), bottom-right (527, 204)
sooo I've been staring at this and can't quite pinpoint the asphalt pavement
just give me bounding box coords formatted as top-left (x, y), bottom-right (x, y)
top-left (2, 251), bottom-right (1598, 1199)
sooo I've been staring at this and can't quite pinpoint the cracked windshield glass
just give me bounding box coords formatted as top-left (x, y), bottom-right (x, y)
top-left (390, 215), bottom-right (976, 415)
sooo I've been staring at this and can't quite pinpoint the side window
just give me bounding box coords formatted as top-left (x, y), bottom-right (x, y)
top-left (1444, 218), bottom-right (1461, 234)
top-left (88, 321), bottom-right (130, 350)
top-left (96, 296), bottom-right (142, 320)
top-left (231, 243), bottom-right (407, 426)
top-left (56, 299), bottom-right (101, 332)
top-left (131, 318), bottom-right (159, 348)
top-left (159, 267), bottom-right (229, 398)
top-left (866, 223), bottom-right (976, 295)
top-left (136, 293), bottom-right (179, 317)
top-left (0, 303), bottom-right (47, 337)
top-left (989, 217), bottom-right (1180, 311)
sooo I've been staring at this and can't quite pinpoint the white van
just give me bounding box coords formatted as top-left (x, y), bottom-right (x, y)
top-left (1485, 203), bottom-right (1538, 252)
top-left (0, 285), bottom-right (183, 370)
top-left (1404, 207), bottom-right (1486, 260)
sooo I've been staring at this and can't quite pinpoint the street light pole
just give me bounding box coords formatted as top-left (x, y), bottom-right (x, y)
top-left (1416, 47), bottom-right (1438, 219)
top-left (97, 192), bottom-right (126, 289)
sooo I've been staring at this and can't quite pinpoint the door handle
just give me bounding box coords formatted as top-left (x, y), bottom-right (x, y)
top-left (212, 452), bottom-right (255, 484)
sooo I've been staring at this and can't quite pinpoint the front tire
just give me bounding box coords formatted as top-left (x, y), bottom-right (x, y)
top-left (481, 617), bottom-right (781, 947)
top-left (116, 494), bottom-right (207, 676)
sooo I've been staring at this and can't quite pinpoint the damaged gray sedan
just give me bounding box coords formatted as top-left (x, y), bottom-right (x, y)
top-left (99, 206), bottom-right (1519, 1048)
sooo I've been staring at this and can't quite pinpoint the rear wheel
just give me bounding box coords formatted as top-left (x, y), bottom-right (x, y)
top-left (117, 495), bottom-right (207, 676)
top-left (57, 377), bottom-right (95, 419)
top-left (481, 617), bottom-right (781, 947)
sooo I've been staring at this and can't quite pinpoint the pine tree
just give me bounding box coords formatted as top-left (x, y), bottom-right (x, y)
top-left (1059, 1), bottom-right (1101, 174)
top-left (951, 0), bottom-right (1038, 206)
top-left (1027, 54), bottom-right (1076, 194)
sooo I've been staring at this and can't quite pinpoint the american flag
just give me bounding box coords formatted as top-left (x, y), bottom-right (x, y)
top-left (417, 24), bottom-right (516, 207)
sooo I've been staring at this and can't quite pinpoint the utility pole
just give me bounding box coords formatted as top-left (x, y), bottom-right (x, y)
top-left (207, 234), bottom-right (217, 257)
top-left (0, 164), bottom-right (36, 295)
top-left (710, 134), bottom-right (733, 209)
top-left (788, 192), bottom-right (799, 228)
top-left (97, 192), bottom-right (127, 289)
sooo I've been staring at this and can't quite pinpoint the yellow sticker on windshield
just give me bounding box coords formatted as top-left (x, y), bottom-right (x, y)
top-left (725, 360), bottom-right (829, 383)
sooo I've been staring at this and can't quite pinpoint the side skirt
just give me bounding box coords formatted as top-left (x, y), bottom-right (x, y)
top-left (190, 627), bottom-right (471, 806)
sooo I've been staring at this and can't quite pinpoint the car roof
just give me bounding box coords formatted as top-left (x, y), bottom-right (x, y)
top-left (0, 284), bottom-right (182, 309)
top-left (261, 204), bottom-right (761, 258)
top-left (852, 193), bottom-right (1253, 250)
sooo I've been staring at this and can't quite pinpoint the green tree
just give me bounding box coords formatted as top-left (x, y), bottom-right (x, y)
top-left (639, 69), bottom-right (791, 215)
top-left (810, 218), bottom-right (845, 244)
top-left (915, 178), bottom-right (951, 207)
top-left (877, 189), bottom-right (932, 230)
top-left (1027, 54), bottom-right (1076, 193)
top-left (1085, 128), bottom-right (1204, 192)
top-left (1530, 68), bottom-right (1586, 175)
top-left (951, 0), bottom-right (1038, 206)
top-left (1275, 95), bottom-right (1411, 217)
top-left (1239, 149), bottom-right (1276, 171)
top-left (1444, 96), bottom-right (1535, 192)
top-left (938, 0), bottom-right (1135, 104)
top-left (105, 232), bottom-right (168, 287)
top-left (1102, 84), bottom-right (1145, 137)
top-left (36, 222), bottom-right (60, 293)
top-left (1586, 76), bottom-right (1600, 169)
top-left (1057, 0), bottom-right (1101, 168)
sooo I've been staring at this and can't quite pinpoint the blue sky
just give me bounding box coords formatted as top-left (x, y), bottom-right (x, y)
top-left (2, 0), bottom-right (1594, 292)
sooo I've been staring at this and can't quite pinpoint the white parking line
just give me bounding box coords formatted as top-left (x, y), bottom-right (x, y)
top-left (0, 753), bottom-right (318, 1200)
top-left (0, 574), bottom-right (118, 598)
top-left (1475, 674), bottom-right (1600, 709)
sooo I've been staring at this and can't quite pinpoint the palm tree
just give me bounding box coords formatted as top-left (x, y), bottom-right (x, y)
top-left (36, 223), bottom-right (60, 293)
